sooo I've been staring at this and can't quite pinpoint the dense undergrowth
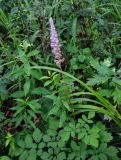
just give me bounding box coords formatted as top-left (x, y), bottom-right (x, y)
top-left (0, 0), bottom-right (121, 160)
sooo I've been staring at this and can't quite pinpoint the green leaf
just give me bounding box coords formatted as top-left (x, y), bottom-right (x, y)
top-left (49, 141), bottom-right (57, 148)
top-left (83, 135), bottom-right (90, 145)
top-left (78, 132), bottom-right (85, 139)
top-left (62, 100), bottom-right (70, 111)
top-left (0, 156), bottom-right (11, 160)
top-left (90, 125), bottom-right (100, 134)
top-left (31, 87), bottom-right (50, 95)
top-left (99, 143), bottom-right (107, 152)
top-left (24, 60), bottom-right (31, 76)
top-left (71, 18), bottom-right (77, 42)
top-left (11, 91), bottom-right (24, 98)
top-left (48, 117), bottom-right (59, 130)
top-left (32, 143), bottom-right (37, 149)
top-left (105, 146), bottom-right (119, 157)
top-left (18, 49), bottom-right (26, 61)
top-left (98, 89), bottom-right (112, 98)
top-left (18, 49), bottom-right (31, 76)
top-left (59, 111), bottom-right (66, 127)
top-left (0, 8), bottom-right (10, 29)
top-left (78, 54), bottom-right (86, 62)
top-left (14, 148), bottom-right (23, 157)
top-left (112, 77), bottom-right (121, 86)
top-left (82, 115), bottom-right (88, 122)
top-left (24, 80), bottom-right (30, 96)
top-left (37, 149), bottom-right (43, 156)
top-left (33, 128), bottom-right (42, 143)
top-left (57, 152), bottom-right (66, 160)
top-left (90, 155), bottom-right (99, 160)
top-left (40, 76), bottom-right (50, 80)
top-left (27, 50), bottom-right (39, 57)
top-left (19, 151), bottom-right (28, 160)
top-left (28, 120), bottom-right (36, 129)
top-left (44, 80), bottom-right (53, 87)
top-left (26, 149), bottom-right (37, 160)
top-left (98, 153), bottom-right (107, 160)
top-left (88, 112), bottom-right (95, 119)
top-left (112, 89), bottom-right (121, 104)
top-left (53, 73), bottom-right (60, 85)
top-left (28, 100), bottom-right (41, 111)
top-left (31, 70), bottom-right (42, 80)
top-left (83, 48), bottom-right (91, 55)
top-left (88, 74), bottom-right (109, 85)
top-left (17, 140), bottom-right (25, 149)
top-left (60, 130), bottom-right (70, 142)
top-left (75, 157), bottom-right (81, 160)
top-left (66, 44), bottom-right (78, 54)
top-left (48, 148), bottom-right (53, 155)
top-left (71, 141), bottom-right (78, 151)
top-left (0, 112), bottom-right (4, 120)
top-left (89, 136), bottom-right (99, 148)
top-left (43, 135), bottom-right (51, 142)
top-left (48, 106), bottom-right (60, 116)
top-left (97, 65), bottom-right (113, 76)
top-left (58, 140), bottom-right (65, 148)
top-left (41, 152), bottom-right (49, 159)
top-left (47, 129), bottom-right (57, 136)
top-left (38, 142), bottom-right (46, 149)
top-left (100, 131), bottom-right (112, 143)
top-left (68, 152), bottom-right (76, 160)
top-left (28, 110), bottom-right (36, 119)
top-left (25, 134), bottom-right (33, 148)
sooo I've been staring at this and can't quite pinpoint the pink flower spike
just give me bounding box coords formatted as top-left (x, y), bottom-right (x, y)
top-left (49, 17), bottom-right (64, 68)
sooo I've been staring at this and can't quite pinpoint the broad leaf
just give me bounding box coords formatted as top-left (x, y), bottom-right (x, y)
top-left (33, 128), bottom-right (42, 143)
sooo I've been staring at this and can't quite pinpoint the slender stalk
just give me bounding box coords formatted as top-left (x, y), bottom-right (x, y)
top-left (31, 66), bottom-right (111, 106)
top-left (31, 66), bottom-right (121, 126)
top-left (31, 66), bottom-right (121, 117)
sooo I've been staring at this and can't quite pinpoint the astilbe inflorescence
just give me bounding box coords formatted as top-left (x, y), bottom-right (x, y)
top-left (49, 17), bottom-right (64, 68)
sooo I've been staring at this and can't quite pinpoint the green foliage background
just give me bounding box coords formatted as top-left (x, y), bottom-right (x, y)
top-left (0, 0), bottom-right (121, 159)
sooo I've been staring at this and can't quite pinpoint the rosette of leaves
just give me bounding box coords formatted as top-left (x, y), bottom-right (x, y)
top-left (59, 112), bottom-right (112, 148)
top-left (11, 128), bottom-right (43, 160)
top-left (11, 98), bottom-right (42, 128)
top-left (5, 113), bottom-right (120, 160)
top-left (40, 128), bottom-right (66, 160)
top-left (9, 127), bottom-right (67, 160)
top-left (58, 112), bottom-right (119, 160)
top-left (88, 143), bottom-right (119, 160)
top-left (67, 141), bottom-right (88, 160)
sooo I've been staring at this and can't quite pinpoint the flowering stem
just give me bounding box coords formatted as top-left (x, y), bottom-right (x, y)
top-left (31, 65), bottom-right (121, 126)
